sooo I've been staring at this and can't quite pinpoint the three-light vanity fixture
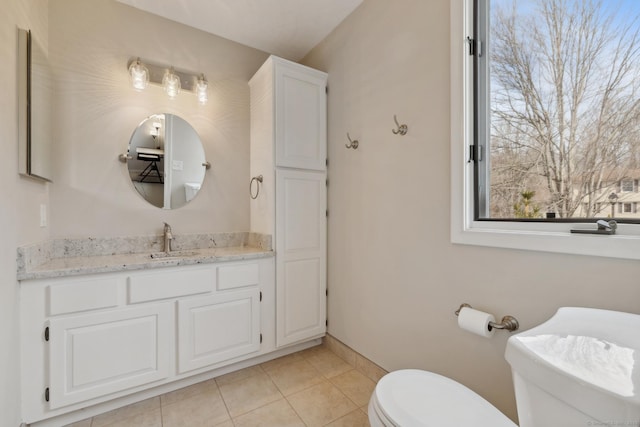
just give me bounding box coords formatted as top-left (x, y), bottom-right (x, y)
top-left (128, 58), bottom-right (208, 105)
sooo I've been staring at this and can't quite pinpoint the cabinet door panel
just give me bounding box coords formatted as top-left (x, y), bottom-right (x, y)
top-left (128, 266), bottom-right (215, 303)
top-left (281, 258), bottom-right (322, 337)
top-left (275, 62), bottom-right (327, 170)
top-left (217, 262), bottom-right (260, 291)
top-left (48, 304), bottom-right (172, 409)
top-left (276, 170), bottom-right (327, 347)
top-left (178, 289), bottom-right (260, 373)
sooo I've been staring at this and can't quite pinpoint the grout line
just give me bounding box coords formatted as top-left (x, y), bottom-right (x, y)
top-left (216, 381), bottom-right (237, 424)
top-left (282, 396), bottom-right (308, 427)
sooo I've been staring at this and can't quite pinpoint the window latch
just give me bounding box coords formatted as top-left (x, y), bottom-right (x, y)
top-left (466, 37), bottom-right (476, 56)
top-left (468, 145), bottom-right (483, 163)
top-left (570, 220), bottom-right (617, 235)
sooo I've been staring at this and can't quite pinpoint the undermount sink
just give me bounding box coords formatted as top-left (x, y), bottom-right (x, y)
top-left (148, 250), bottom-right (201, 259)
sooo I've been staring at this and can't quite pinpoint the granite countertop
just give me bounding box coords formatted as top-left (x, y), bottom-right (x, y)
top-left (18, 232), bottom-right (273, 281)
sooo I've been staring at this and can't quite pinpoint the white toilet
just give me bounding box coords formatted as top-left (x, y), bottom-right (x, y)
top-left (368, 307), bottom-right (640, 426)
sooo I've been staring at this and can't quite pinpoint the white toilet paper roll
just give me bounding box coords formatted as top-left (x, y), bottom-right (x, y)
top-left (458, 307), bottom-right (496, 338)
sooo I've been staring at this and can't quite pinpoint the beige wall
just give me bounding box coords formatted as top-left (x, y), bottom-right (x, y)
top-left (48, 0), bottom-right (268, 238)
top-left (303, 0), bottom-right (640, 421)
top-left (2, 0), bottom-right (50, 424)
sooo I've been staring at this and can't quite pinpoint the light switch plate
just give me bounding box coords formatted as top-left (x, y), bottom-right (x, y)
top-left (172, 160), bottom-right (184, 171)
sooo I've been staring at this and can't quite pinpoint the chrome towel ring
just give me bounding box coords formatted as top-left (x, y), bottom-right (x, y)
top-left (250, 175), bottom-right (263, 199)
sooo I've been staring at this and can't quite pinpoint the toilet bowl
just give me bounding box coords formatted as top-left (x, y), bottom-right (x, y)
top-left (368, 369), bottom-right (516, 427)
top-left (368, 307), bottom-right (640, 427)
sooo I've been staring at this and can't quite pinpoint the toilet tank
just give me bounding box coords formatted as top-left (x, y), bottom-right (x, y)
top-left (505, 307), bottom-right (640, 427)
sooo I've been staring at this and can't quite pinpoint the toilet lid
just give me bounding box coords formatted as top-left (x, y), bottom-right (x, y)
top-left (374, 370), bottom-right (517, 427)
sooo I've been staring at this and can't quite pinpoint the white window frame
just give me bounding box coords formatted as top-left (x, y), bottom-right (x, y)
top-left (621, 180), bottom-right (634, 193)
top-left (450, 0), bottom-right (640, 260)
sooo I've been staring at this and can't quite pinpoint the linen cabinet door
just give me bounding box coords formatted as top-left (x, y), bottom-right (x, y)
top-left (274, 60), bottom-right (327, 171)
top-left (177, 289), bottom-right (261, 373)
top-left (48, 303), bottom-right (172, 409)
top-left (275, 169), bottom-right (327, 347)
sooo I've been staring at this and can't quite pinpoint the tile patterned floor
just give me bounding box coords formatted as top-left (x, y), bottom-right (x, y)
top-left (66, 344), bottom-right (374, 427)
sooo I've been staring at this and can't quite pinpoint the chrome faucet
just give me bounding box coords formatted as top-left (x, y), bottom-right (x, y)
top-left (163, 222), bottom-right (173, 254)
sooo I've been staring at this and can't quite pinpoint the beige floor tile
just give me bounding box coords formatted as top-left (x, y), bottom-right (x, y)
top-left (214, 420), bottom-right (235, 427)
top-left (287, 381), bottom-right (357, 427)
top-left (161, 386), bottom-right (230, 427)
top-left (324, 409), bottom-right (371, 427)
top-left (160, 378), bottom-right (219, 406)
top-left (265, 359), bottom-right (324, 396)
top-left (100, 409), bottom-right (162, 427)
top-left (306, 349), bottom-right (353, 379)
top-left (218, 371), bottom-right (283, 417)
top-left (233, 398), bottom-right (305, 427)
top-left (260, 352), bottom-right (306, 372)
top-left (216, 365), bottom-right (264, 386)
top-left (92, 397), bottom-right (160, 427)
top-left (329, 369), bottom-right (376, 407)
top-left (63, 419), bottom-right (92, 427)
top-left (297, 343), bottom-right (329, 359)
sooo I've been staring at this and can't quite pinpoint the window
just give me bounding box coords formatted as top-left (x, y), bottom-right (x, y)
top-left (621, 180), bottom-right (634, 193)
top-left (450, 0), bottom-right (640, 259)
top-left (473, 0), bottom-right (640, 222)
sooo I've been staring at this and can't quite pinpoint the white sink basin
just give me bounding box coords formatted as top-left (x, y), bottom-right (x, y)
top-left (148, 250), bottom-right (201, 259)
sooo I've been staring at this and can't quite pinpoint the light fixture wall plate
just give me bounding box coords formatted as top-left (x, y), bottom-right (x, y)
top-left (127, 58), bottom-right (200, 92)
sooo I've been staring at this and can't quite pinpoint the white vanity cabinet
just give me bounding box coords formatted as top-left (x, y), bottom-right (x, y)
top-left (249, 56), bottom-right (328, 348)
top-left (20, 257), bottom-right (274, 425)
top-left (48, 303), bottom-right (173, 409)
top-left (177, 289), bottom-right (261, 373)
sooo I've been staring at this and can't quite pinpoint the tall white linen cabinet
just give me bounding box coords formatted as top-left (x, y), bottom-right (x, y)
top-left (249, 56), bottom-right (328, 348)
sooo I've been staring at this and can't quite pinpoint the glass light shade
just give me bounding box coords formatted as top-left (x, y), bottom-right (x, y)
top-left (196, 75), bottom-right (208, 105)
top-left (129, 59), bottom-right (149, 91)
top-left (163, 68), bottom-right (181, 99)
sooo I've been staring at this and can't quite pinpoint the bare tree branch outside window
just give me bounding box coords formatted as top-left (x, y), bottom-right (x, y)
top-left (486, 0), bottom-right (640, 219)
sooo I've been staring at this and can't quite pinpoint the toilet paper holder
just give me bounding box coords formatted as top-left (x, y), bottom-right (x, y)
top-left (455, 303), bottom-right (520, 332)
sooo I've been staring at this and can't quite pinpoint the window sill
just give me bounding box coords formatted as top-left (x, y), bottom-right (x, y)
top-left (452, 221), bottom-right (640, 260)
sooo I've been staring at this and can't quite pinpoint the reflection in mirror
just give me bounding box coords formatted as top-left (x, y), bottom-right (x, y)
top-left (126, 114), bottom-right (206, 209)
top-left (17, 28), bottom-right (53, 182)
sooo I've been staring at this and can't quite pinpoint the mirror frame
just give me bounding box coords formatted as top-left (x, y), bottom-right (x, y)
top-left (18, 28), bottom-right (53, 182)
top-left (124, 113), bottom-right (208, 209)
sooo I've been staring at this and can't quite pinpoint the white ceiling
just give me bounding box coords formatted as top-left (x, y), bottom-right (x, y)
top-left (116, 0), bottom-right (363, 61)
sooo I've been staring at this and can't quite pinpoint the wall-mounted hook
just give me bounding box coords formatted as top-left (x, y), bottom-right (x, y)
top-left (345, 132), bottom-right (359, 149)
top-left (392, 115), bottom-right (408, 136)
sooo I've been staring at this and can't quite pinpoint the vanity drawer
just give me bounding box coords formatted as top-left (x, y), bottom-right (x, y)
top-left (48, 277), bottom-right (119, 316)
top-left (128, 267), bottom-right (215, 303)
top-left (217, 262), bottom-right (260, 290)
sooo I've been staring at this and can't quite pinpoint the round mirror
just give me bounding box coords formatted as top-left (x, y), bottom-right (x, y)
top-left (126, 114), bottom-right (206, 209)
